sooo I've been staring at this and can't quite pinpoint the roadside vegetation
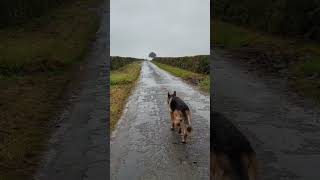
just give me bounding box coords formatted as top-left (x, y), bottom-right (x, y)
top-left (0, 0), bottom-right (101, 179)
top-left (110, 58), bottom-right (142, 130)
top-left (213, 0), bottom-right (320, 41)
top-left (153, 56), bottom-right (210, 93)
top-left (111, 56), bottom-right (142, 70)
top-left (212, 19), bottom-right (320, 103)
top-left (153, 56), bottom-right (209, 74)
top-left (0, 0), bottom-right (81, 27)
top-left (212, 0), bottom-right (320, 102)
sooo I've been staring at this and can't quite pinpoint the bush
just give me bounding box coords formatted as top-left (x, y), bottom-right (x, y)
top-left (153, 55), bottom-right (209, 74)
top-left (111, 56), bottom-right (142, 70)
top-left (213, 0), bottom-right (320, 41)
top-left (0, 0), bottom-right (75, 27)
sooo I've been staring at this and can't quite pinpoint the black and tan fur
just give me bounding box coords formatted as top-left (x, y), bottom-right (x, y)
top-left (167, 91), bottom-right (192, 143)
top-left (211, 111), bottom-right (257, 180)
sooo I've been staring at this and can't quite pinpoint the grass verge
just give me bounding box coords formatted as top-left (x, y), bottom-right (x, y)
top-left (0, 0), bottom-right (102, 179)
top-left (212, 19), bottom-right (320, 102)
top-left (110, 62), bottom-right (142, 131)
top-left (0, 73), bottom-right (70, 180)
top-left (0, 0), bottom-right (101, 75)
top-left (153, 62), bottom-right (209, 93)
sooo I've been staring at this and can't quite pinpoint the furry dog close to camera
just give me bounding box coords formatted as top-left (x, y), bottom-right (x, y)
top-left (167, 91), bottom-right (192, 143)
top-left (211, 111), bottom-right (257, 180)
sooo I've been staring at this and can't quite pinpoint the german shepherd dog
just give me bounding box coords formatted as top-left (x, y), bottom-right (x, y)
top-left (167, 91), bottom-right (192, 143)
top-left (211, 111), bottom-right (257, 180)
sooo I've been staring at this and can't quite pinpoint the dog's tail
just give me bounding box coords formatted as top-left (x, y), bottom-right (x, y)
top-left (183, 110), bottom-right (192, 132)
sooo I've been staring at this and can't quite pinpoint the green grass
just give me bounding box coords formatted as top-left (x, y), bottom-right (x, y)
top-left (153, 62), bottom-right (209, 92)
top-left (291, 58), bottom-right (320, 77)
top-left (0, 0), bottom-right (102, 179)
top-left (110, 62), bottom-right (142, 130)
top-left (0, 73), bottom-right (70, 180)
top-left (212, 20), bottom-right (256, 47)
top-left (110, 62), bottom-right (142, 85)
top-left (212, 19), bottom-right (320, 103)
top-left (289, 57), bottom-right (320, 102)
top-left (212, 20), bottom-right (320, 54)
top-left (0, 0), bottom-right (100, 76)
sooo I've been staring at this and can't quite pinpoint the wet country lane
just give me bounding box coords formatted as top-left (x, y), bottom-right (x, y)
top-left (110, 61), bottom-right (210, 180)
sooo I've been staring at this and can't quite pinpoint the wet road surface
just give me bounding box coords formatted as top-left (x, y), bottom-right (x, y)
top-left (213, 49), bottom-right (320, 180)
top-left (34, 2), bottom-right (109, 180)
top-left (110, 61), bottom-right (210, 180)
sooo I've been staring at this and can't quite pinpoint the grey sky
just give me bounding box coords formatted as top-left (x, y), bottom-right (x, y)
top-left (110, 0), bottom-right (210, 59)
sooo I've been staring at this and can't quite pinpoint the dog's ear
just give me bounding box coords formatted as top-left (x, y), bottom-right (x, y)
top-left (168, 92), bottom-right (170, 97)
top-left (173, 91), bottom-right (176, 96)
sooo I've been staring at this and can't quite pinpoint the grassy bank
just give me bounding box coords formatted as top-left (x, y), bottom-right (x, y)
top-left (0, 0), bottom-right (101, 179)
top-left (153, 62), bottom-right (209, 93)
top-left (110, 62), bottom-right (142, 130)
top-left (212, 20), bottom-right (320, 102)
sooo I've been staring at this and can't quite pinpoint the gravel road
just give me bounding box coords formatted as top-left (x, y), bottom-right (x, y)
top-left (110, 61), bottom-right (210, 180)
top-left (212, 49), bottom-right (320, 180)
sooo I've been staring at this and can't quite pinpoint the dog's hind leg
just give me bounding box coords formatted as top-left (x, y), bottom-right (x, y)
top-left (241, 152), bottom-right (257, 180)
top-left (183, 134), bottom-right (188, 143)
top-left (186, 110), bottom-right (192, 133)
top-left (213, 152), bottom-right (236, 180)
top-left (181, 135), bottom-right (186, 143)
top-left (170, 112), bottom-right (174, 130)
top-left (181, 127), bottom-right (187, 143)
top-left (212, 153), bottom-right (225, 180)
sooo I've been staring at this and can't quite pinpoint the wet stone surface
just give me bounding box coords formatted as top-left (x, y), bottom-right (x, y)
top-left (110, 61), bottom-right (210, 180)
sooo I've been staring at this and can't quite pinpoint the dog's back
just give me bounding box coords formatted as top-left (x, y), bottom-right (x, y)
top-left (170, 96), bottom-right (191, 127)
top-left (211, 111), bottom-right (257, 180)
top-left (170, 96), bottom-right (189, 113)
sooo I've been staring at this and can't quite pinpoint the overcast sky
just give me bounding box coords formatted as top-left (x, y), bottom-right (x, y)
top-left (110, 0), bottom-right (210, 59)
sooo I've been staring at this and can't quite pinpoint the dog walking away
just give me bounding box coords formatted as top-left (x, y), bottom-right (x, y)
top-left (167, 91), bottom-right (192, 143)
top-left (211, 111), bottom-right (257, 180)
